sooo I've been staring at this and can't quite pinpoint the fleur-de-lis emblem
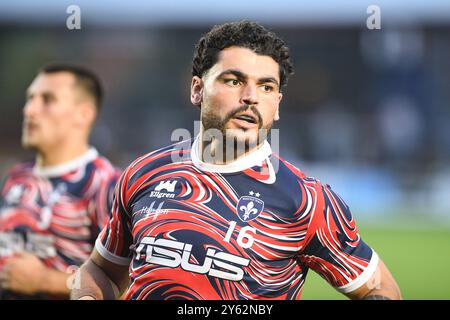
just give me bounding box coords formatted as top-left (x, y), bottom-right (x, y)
top-left (240, 201), bottom-right (259, 220)
top-left (236, 195), bottom-right (264, 222)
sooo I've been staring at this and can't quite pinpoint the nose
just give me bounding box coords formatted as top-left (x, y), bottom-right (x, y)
top-left (23, 97), bottom-right (39, 118)
top-left (240, 83), bottom-right (259, 106)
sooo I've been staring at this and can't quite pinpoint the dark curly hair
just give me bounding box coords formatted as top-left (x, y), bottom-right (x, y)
top-left (192, 21), bottom-right (294, 91)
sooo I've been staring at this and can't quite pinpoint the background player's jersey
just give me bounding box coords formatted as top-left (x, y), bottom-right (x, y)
top-left (97, 138), bottom-right (378, 300)
top-left (0, 148), bottom-right (120, 298)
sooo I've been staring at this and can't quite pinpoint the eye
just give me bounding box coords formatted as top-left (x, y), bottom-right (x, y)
top-left (42, 94), bottom-right (55, 105)
top-left (261, 84), bottom-right (275, 92)
top-left (225, 79), bottom-right (242, 87)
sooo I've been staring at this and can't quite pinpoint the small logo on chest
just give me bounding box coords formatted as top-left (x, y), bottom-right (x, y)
top-left (140, 201), bottom-right (169, 220)
top-left (236, 191), bottom-right (264, 222)
top-left (149, 180), bottom-right (178, 199)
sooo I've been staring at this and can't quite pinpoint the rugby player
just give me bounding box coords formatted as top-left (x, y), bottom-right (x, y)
top-left (71, 21), bottom-right (401, 300)
top-left (0, 64), bottom-right (120, 299)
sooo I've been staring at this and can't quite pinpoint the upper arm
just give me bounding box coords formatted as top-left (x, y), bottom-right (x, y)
top-left (91, 169), bottom-right (133, 294)
top-left (345, 258), bottom-right (402, 300)
top-left (95, 169), bottom-right (133, 262)
top-left (90, 248), bottom-right (130, 295)
top-left (298, 183), bottom-right (378, 293)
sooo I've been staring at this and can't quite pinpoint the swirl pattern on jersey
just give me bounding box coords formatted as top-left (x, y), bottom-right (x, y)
top-left (98, 139), bottom-right (375, 300)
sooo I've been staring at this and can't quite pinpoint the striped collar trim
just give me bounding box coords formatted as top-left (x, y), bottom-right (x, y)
top-left (33, 147), bottom-right (98, 178)
top-left (190, 136), bottom-right (272, 173)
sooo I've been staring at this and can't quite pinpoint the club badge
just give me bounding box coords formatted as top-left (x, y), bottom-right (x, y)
top-left (236, 191), bottom-right (264, 222)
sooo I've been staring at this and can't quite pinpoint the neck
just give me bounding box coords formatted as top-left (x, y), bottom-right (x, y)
top-left (36, 142), bottom-right (90, 167)
top-left (198, 126), bottom-right (263, 165)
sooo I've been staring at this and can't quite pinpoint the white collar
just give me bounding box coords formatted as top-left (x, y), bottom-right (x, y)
top-left (33, 147), bottom-right (98, 178)
top-left (190, 136), bottom-right (272, 173)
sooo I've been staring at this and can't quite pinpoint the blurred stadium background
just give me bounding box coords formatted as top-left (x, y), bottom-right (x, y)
top-left (0, 0), bottom-right (449, 299)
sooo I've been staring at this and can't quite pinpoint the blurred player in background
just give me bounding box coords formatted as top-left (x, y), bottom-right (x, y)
top-left (71, 21), bottom-right (401, 300)
top-left (0, 64), bottom-right (120, 299)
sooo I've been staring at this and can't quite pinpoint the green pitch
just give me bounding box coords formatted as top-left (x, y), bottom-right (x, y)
top-left (301, 225), bottom-right (450, 300)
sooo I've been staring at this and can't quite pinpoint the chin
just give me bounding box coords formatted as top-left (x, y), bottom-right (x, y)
top-left (21, 138), bottom-right (38, 151)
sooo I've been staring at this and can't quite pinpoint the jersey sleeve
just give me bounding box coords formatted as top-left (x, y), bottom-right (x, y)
top-left (298, 183), bottom-right (379, 294)
top-left (95, 169), bottom-right (133, 266)
top-left (0, 173), bottom-right (11, 212)
top-left (0, 169), bottom-right (26, 212)
top-left (0, 167), bottom-right (40, 229)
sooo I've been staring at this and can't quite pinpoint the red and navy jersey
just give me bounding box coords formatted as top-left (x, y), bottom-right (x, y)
top-left (0, 148), bottom-right (120, 286)
top-left (97, 138), bottom-right (378, 300)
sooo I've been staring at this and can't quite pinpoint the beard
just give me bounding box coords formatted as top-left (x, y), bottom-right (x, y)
top-left (201, 105), bottom-right (273, 161)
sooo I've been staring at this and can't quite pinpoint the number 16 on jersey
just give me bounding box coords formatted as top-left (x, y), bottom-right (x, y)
top-left (224, 221), bottom-right (257, 249)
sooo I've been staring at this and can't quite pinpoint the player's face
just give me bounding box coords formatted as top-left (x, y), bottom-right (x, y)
top-left (198, 46), bottom-right (282, 148)
top-left (22, 72), bottom-right (81, 153)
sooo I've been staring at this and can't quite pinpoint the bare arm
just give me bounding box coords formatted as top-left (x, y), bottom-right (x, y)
top-left (39, 268), bottom-right (72, 296)
top-left (0, 252), bottom-right (71, 297)
top-left (345, 258), bottom-right (402, 300)
top-left (70, 248), bottom-right (129, 300)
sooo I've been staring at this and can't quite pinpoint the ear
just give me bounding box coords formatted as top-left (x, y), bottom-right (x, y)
top-left (75, 102), bottom-right (96, 128)
top-left (191, 76), bottom-right (203, 107)
top-left (274, 106), bottom-right (280, 121)
top-left (274, 92), bottom-right (283, 121)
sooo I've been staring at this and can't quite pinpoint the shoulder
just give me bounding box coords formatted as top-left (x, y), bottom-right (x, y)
top-left (90, 154), bottom-right (122, 179)
top-left (3, 162), bottom-right (34, 180)
top-left (272, 154), bottom-right (323, 188)
top-left (1, 162), bottom-right (35, 202)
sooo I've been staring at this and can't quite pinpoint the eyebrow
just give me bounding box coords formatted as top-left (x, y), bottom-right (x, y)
top-left (217, 69), bottom-right (280, 87)
top-left (26, 90), bottom-right (56, 100)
